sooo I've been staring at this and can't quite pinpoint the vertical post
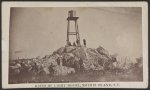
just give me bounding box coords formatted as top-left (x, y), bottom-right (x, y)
top-left (77, 21), bottom-right (80, 46)
top-left (75, 20), bottom-right (77, 40)
top-left (67, 20), bottom-right (70, 45)
top-left (75, 20), bottom-right (80, 46)
top-left (76, 22), bottom-right (80, 42)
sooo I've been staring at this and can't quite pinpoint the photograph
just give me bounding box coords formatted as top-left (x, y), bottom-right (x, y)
top-left (2, 2), bottom-right (148, 88)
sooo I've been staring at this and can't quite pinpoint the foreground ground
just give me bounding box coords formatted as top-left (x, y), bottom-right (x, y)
top-left (9, 70), bottom-right (142, 84)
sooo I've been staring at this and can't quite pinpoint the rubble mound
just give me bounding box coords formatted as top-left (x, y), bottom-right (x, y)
top-left (9, 45), bottom-right (116, 76)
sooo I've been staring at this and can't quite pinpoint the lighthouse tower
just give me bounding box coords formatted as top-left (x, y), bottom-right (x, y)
top-left (66, 10), bottom-right (81, 46)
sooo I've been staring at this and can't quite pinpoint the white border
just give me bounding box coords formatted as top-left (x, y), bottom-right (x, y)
top-left (2, 1), bottom-right (148, 89)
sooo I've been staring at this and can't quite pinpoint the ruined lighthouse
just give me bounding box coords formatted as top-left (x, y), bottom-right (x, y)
top-left (66, 10), bottom-right (81, 46)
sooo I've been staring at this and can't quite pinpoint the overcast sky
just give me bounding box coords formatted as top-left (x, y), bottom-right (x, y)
top-left (9, 7), bottom-right (142, 60)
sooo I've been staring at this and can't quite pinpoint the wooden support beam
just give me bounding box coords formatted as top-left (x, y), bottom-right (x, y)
top-left (68, 32), bottom-right (77, 35)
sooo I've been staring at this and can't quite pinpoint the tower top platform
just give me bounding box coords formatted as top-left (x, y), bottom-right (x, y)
top-left (67, 10), bottom-right (79, 21)
top-left (67, 17), bottom-right (79, 21)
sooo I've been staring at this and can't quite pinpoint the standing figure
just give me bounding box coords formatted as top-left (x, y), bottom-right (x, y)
top-left (68, 41), bottom-right (72, 46)
top-left (79, 59), bottom-right (85, 72)
top-left (76, 39), bottom-right (79, 46)
top-left (83, 39), bottom-right (86, 47)
top-left (73, 42), bottom-right (76, 46)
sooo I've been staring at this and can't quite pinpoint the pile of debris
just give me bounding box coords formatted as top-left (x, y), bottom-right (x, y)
top-left (9, 45), bottom-right (117, 77)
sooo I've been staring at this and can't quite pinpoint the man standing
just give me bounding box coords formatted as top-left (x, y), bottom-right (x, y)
top-left (76, 39), bottom-right (79, 46)
top-left (73, 42), bottom-right (76, 46)
top-left (79, 59), bottom-right (85, 72)
top-left (83, 39), bottom-right (86, 47)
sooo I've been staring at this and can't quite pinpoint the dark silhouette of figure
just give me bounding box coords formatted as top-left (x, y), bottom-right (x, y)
top-left (76, 39), bottom-right (79, 46)
top-left (73, 42), bottom-right (76, 46)
top-left (83, 39), bottom-right (86, 47)
top-left (56, 58), bottom-right (60, 65)
top-left (74, 60), bottom-right (80, 72)
top-left (79, 59), bottom-right (85, 72)
top-left (68, 41), bottom-right (72, 46)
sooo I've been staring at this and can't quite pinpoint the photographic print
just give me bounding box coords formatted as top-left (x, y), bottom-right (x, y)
top-left (2, 2), bottom-right (148, 88)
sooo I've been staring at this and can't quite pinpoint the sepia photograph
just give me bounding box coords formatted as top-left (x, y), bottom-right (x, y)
top-left (2, 2), bottom-right (148, 88)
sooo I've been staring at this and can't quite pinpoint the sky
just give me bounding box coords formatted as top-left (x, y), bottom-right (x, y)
top-left (9, 7), bottom-right (142, 60)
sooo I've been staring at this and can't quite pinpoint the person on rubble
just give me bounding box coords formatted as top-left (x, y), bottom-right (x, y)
top-left (68, 41), bottom-right (72, 46)
top-left (56, 58), bottom-right (60, 65)
top-left (83, 39), bottom-right (86, 47)
top-left (73, 42), bottom-right (76, 46)
top-left (79, 59), bottom-right (85, 72)
top-left (76, 39), bottom-right (79, 46)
